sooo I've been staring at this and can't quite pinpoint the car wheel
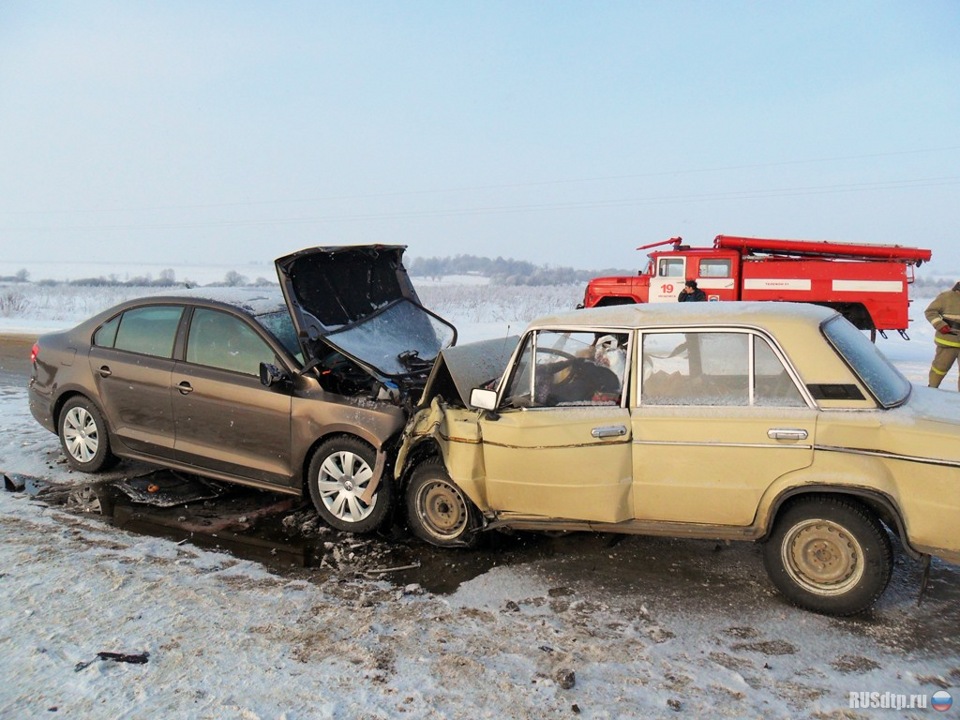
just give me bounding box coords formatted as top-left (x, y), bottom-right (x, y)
top-left (307, 436), bottom-right (391, 533)
top-left (58, 396), bottom-right (117, 473)
top-left (762, 496), bottom-right (893, 616)
top-left (406, 459), bottom-right (480, 548)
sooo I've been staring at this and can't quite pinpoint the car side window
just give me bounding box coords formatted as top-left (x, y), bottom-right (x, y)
top-left (106, 306), bottom-right (184, 358)
top-left (502, 330), bottom-right (627, 408)
top-left (93, 315), bottom-right (121, 347)
top-left (641, 332), bottom-right (744, 405)
top-left (754, 336), bottom-right (805, 407)
top-left (641, 331), bottom-right (804, 407)
top-left (186, 308), bottom-right (274, 376)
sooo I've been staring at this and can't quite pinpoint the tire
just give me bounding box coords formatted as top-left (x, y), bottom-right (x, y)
top-left (762, 496), bottom-right (893, 616)
top-left (307, 436), bottom-right (391, 534)
top-left (58, 396), bottom-right (116, 473)
top-left (406, 459), bottom-right (480, 548)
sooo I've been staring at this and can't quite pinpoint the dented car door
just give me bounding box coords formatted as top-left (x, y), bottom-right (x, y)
top-left (480, 329), bottom-right (633, 522)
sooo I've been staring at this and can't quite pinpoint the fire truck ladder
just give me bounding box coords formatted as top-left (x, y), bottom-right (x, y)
top-left (713, 235), bottom-right (931, 265)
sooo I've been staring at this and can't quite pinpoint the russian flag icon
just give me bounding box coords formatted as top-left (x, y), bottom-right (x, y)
top-left (932, 690), bottom-right (953, 712)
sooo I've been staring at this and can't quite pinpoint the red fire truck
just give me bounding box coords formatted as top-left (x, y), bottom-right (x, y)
top-left (580, 235), bottom-right (932, 338)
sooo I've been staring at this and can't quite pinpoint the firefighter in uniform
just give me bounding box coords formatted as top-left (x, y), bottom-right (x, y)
top-left (924, 281), bottom-right (960, 389)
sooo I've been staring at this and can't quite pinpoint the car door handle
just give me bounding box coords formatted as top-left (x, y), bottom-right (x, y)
top-left (592, 425), bottom-right (627, 438)
top-left (177, 381), bottom-right (194, 395)
top-left (97, 365), bottom-right (112, 378)
top-left (768, 428), bottom-right (808, 441)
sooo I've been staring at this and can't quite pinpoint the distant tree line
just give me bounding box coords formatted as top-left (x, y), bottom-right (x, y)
top-left (407, 255), bottom-right (958, 289)
top-left (0, 269), bottom-right (30, 283)
top-left (913, 273), bottom-right (960, 290)
top-left (13, 268), bottom-right (276, 288)
top-left (408, 255), bottom-right (633, 287)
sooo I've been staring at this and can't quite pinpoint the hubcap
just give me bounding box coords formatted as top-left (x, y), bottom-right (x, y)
top-left (782, 519), bottom-right (864, 596)
top-left (316, 451), bottom-right (376, 523)
top-left (63, 407), bottom-right (99, 463)
top-left (417, 480), bottom-right (468, 539)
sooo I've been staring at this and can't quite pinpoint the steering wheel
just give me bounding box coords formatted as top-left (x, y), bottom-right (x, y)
top-left (535, 346), bottom-right (578, 361)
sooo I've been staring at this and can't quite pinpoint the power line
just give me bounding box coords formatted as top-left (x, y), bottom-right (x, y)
top-left (3, 175), bottom-right (958, 233)
top-left (2, 145), bottom-right (959, 217)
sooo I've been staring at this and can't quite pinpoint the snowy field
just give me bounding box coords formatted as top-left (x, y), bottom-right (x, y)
top-left (1, 281), bottom-right (959, 719)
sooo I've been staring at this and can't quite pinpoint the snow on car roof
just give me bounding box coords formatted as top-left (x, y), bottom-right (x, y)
top-left (151, 287), bottom-right (288, 317)
top-left (528, 301), bottom-right (836, 331)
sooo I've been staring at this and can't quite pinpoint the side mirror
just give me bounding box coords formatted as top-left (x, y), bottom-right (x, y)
top-left (470, 387), bottom-right (497, 411)
top-left (259, 362), bottom-right (288, 388)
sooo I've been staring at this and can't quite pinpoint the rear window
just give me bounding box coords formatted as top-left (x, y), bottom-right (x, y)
top-left (821, 315), bottom-right (911, 407)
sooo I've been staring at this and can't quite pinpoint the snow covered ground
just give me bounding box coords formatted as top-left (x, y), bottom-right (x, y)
top-left (1, 284), bottom-right (958, 719)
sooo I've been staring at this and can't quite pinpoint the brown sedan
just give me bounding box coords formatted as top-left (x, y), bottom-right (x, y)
top-left (28, 246), bottom-right (456, 533)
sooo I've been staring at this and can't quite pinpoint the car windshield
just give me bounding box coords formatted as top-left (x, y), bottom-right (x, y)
top-left (254, 309), bottom-right (304, 365)
top-left (821, 315), bottom-right (911, 408)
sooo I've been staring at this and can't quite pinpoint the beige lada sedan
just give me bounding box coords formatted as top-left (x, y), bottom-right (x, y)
top-left (396, 302), bottom-right (960, 615)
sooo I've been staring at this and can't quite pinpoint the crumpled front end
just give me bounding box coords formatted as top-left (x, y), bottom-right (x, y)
top-left (273, 244), bottom-right (457, 406)
top-left (396, 396), bottom-right (489, 512)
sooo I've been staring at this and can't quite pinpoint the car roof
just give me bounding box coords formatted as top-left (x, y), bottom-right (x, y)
top-left (528, 301), bottom-right (836, 333)
top-left (132, 287), bottom-right (288, 317)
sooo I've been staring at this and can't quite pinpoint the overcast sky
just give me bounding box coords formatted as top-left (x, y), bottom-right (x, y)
top-left (1, 1), bottom-right (957, 272)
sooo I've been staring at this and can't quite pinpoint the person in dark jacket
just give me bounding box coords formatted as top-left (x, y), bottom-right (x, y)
top-left (678, 279), bottom-right (706, 302)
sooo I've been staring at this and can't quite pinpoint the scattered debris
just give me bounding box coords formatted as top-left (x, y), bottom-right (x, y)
top-left (3, 472), bottom-right (47, 495)
top-left (75, 651), bottom-right (150, 672)
top-left (363, 562), bottom-right (421, 578)
top-left (281, 509), bottom-right (331, 538)
top-left (556, 669), bottom-right (576, 690)
top-left (3, 472), bottom-right (26, 492)
top-left (114, 472), bottom-right (225, 507)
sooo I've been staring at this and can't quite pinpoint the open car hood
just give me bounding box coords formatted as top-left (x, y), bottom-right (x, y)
top-left (275, 245), bottom-right (457, 384)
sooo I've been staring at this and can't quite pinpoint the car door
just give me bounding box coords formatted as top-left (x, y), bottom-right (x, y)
top-left (648, 255), bottom-right (687, 303)
top-left (171, 307), bottom-right (294, 486)
top-left (479, 329), bottom-right (634, 523)
top-left (87, 304), bottom-right (183, 458)
top-left (632, 329), bottom-right (817, 526)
